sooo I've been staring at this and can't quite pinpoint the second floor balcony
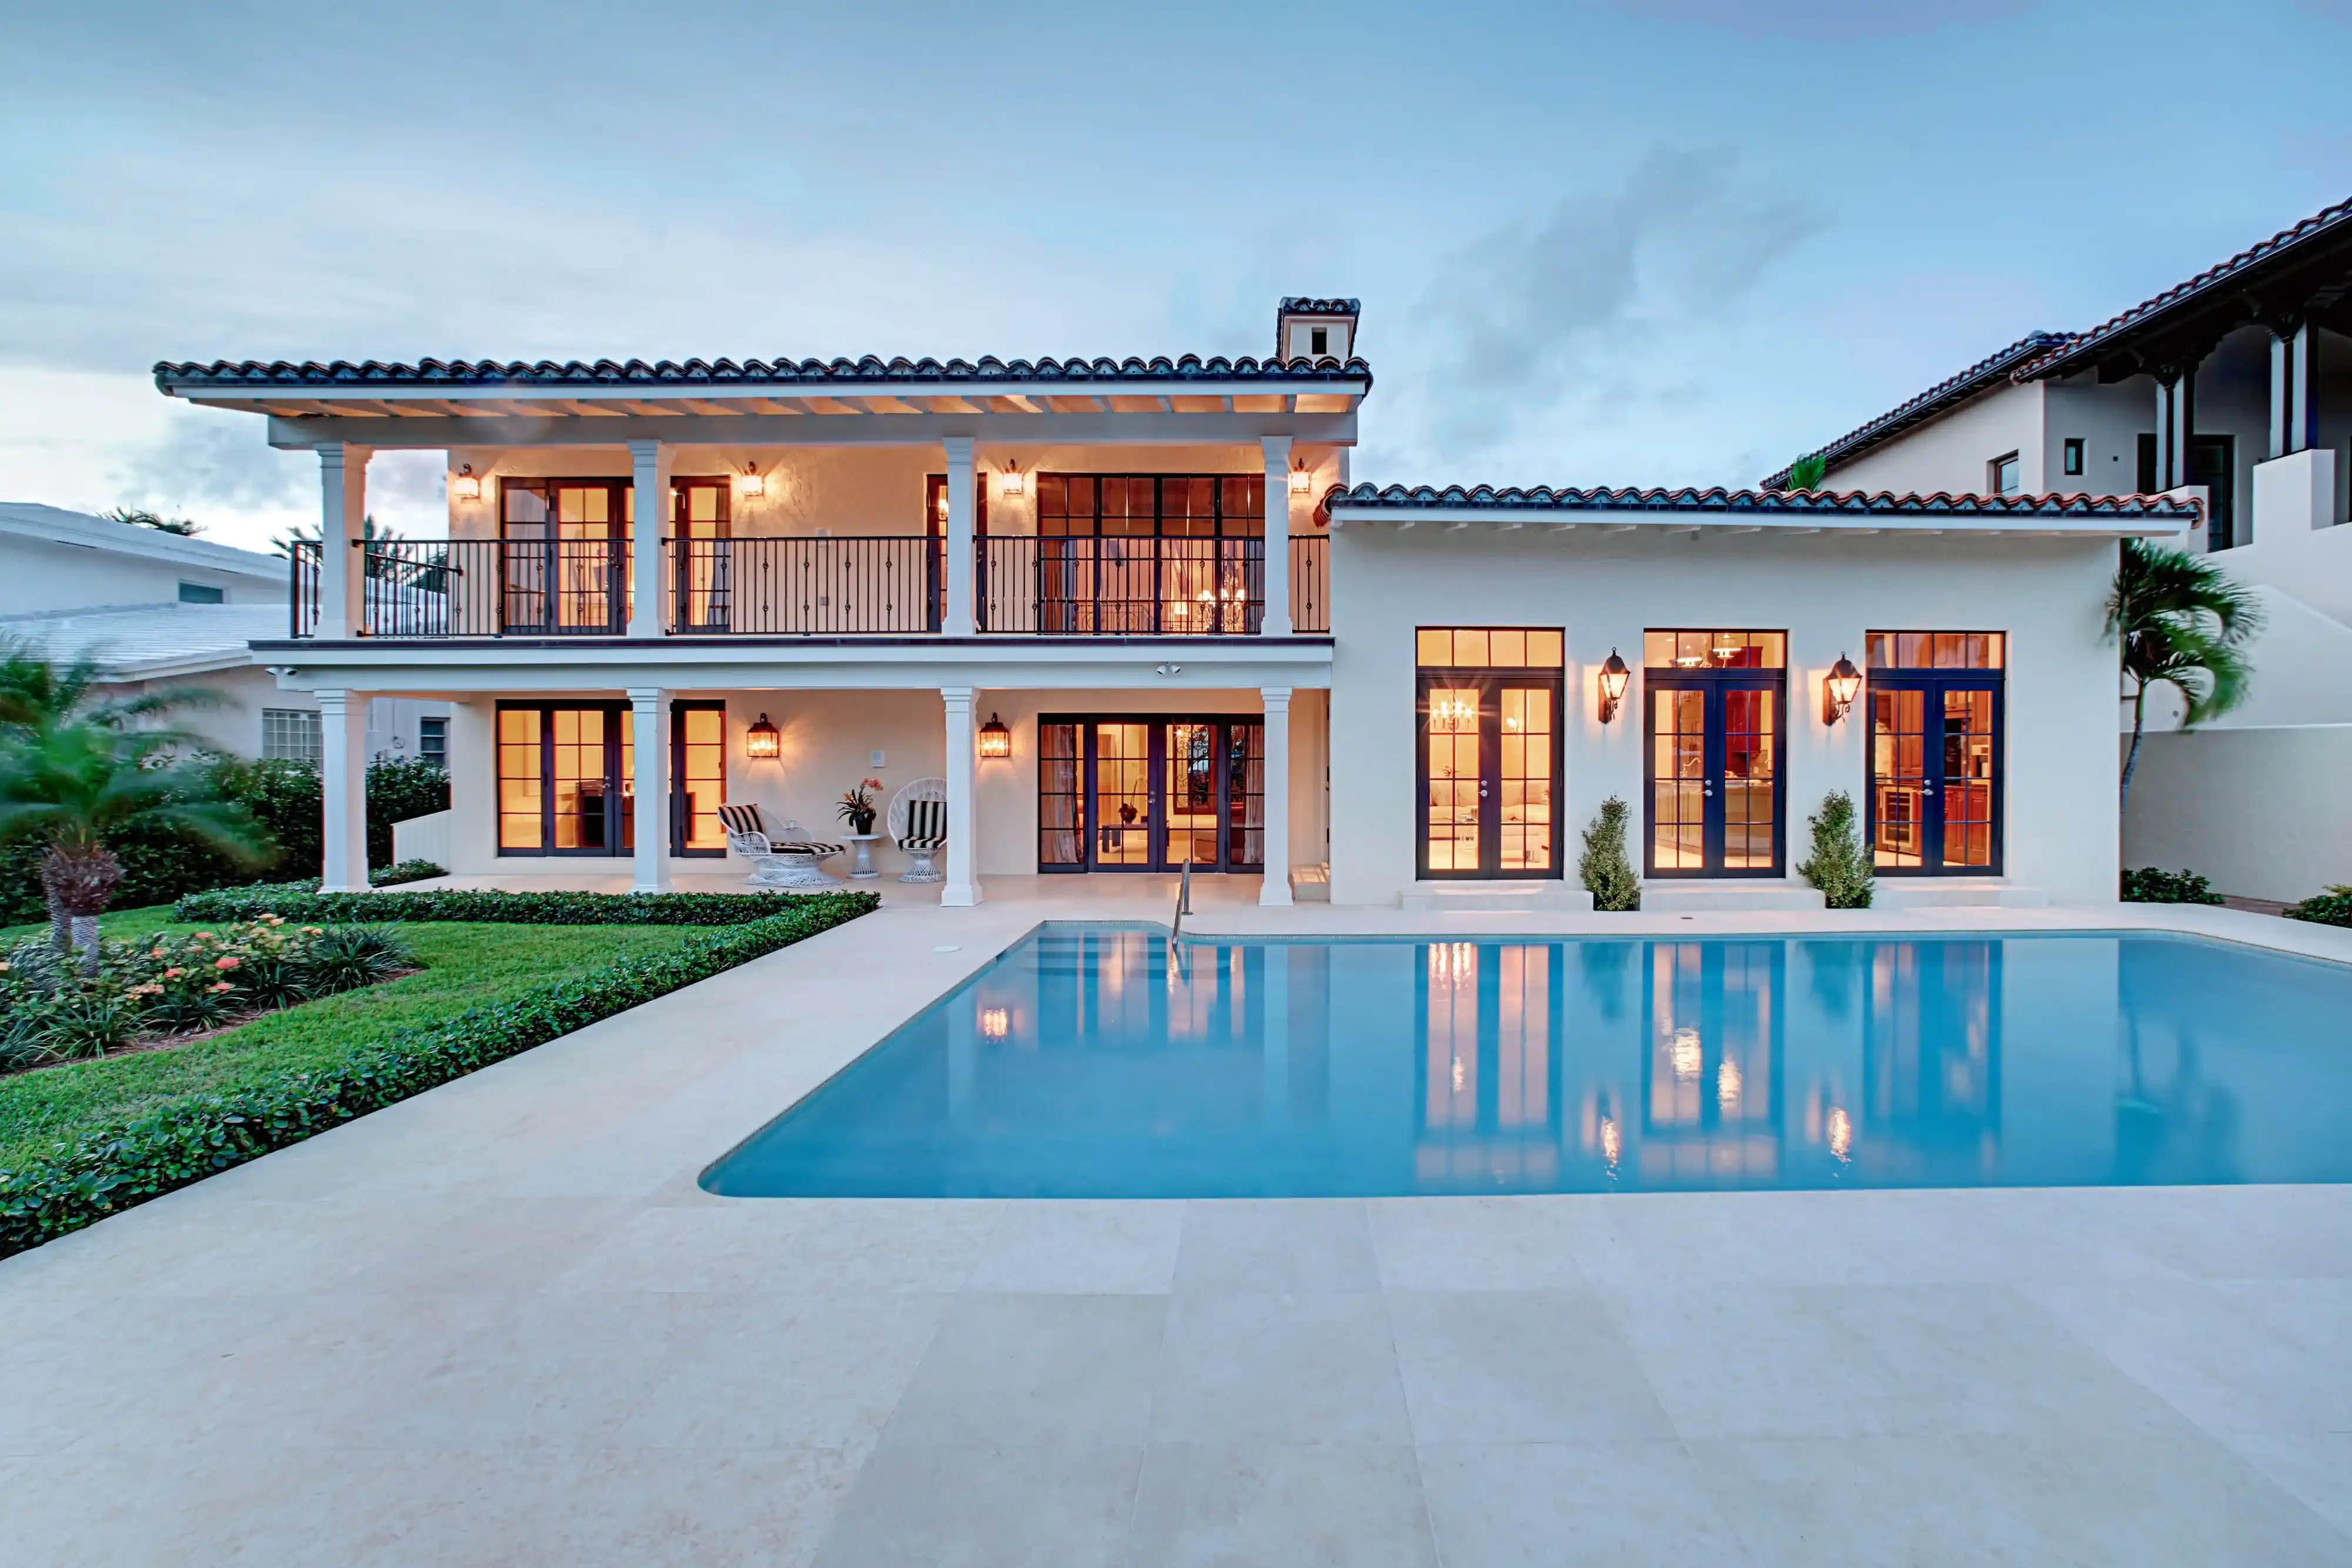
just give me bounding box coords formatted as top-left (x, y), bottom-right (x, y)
top-left (288, 534), bottom-right (1332, 640)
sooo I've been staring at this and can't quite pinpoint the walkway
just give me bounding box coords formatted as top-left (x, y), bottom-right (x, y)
top-left (3, 888), bottom-right (2348, 1565)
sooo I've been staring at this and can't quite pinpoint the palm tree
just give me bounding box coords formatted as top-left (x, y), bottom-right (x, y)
top-left (1784, 453), bottom-right (1829, 491)
top-left (0, 641), bottom-right (269, 961)
top-left (2106, 539), bottom-right (2263, 816)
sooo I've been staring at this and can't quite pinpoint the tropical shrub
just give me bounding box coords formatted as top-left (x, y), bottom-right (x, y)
top-left (0, 894), bottom-right (873, 1256)
top-left (2120, 867), bottom-right (2224, 905)
top-left (2285, 886), bottom-right (2352, 928)
top-left (365, 757), bottom-right (449, 868)
top-left (173, 885), bottom-right (863, 927)
top-left (1578, 795), bottom-right (1640, 911)
top-left (370, 858), bottom-right (445, 887)
top-left (1797, 791), bottom-right (1873, 909)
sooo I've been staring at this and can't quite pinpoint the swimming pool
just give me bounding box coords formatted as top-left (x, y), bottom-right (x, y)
top-left (701, 926), bottom-right (2352, 1198)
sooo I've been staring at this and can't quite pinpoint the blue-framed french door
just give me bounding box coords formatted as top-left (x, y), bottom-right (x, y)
top-left (1867, 675), bottom-right (2004, 875)
top-left (1643, 674), bottom-right (1786, 878)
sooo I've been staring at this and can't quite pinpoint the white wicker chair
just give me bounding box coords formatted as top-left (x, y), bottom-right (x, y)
top-left (716, 803), bottom-right (845, 890)
top-left (888, 777), bottom-right (949, 884)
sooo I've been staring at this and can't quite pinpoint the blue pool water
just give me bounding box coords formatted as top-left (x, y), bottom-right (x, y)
top-left (701, 927), bottom-right (2352, 1198)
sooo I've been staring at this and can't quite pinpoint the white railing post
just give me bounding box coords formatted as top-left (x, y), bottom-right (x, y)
top-left (318, 689), bottom-right (370, 891)
top-left (316, 444), bottom-right (368, 639)
top-left (944, 437), bottom-right (977, 636)
top-left (629, 440), bottom-right (671, 637)
top-left (1261, 436), bottom-right (1294, 637)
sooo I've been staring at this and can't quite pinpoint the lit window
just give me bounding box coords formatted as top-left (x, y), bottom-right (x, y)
top-left (178, 581), bottom-right (225, 604)
top-left (2062, 437), bottom-right (2084, 477)
top-left (1990, 453), bottom-right (2021, 496)
top-left (262, 708), bottom-right (321, 764)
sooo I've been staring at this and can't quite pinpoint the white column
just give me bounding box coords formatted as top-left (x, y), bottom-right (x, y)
top-left (1259, 686), bottom-right (1292, 906)
top-left (629, 687), bottom-right (670, 892)
top-left (943, 437), bottom-right (977, 636)
top-left (628, 440), bottom-right (672, 638)
top-left (2291, 322), bottom-right (2317, 454)
top-left (317, 689), bottom-right (369, 891)
top-left (941, 685), bottom-right (982, 905)
top-left (316, 444), bottom-right (368, 639)
top-left (1261, 436), bottom-right (1294, 637)
top-left (2270, 330), bottom-right (2291, 460)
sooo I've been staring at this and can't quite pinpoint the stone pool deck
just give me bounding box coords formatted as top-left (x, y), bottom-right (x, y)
top-left (3, 885), bottom-right (2350, 1566)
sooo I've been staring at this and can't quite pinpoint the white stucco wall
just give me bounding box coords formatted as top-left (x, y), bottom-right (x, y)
top-left (1826, 380), bottom-right (2049, 496)
top-left (1325, 527), bottom-right (2124, 907)
top-left (0, 533), bottom-right (286, 615)
top-left (2124, 726), bottom-right (2352, 902)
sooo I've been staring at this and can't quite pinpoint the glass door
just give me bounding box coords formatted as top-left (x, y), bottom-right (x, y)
top-left (1642, 631), bottom-right (1786, 878)
top-left (1866, 632), bottom-right (2004, 877)
top-left (1040, 717), bottom-right (1265, 872)
top-left (1416, 674), bottom-right (1562, 878)
top-left (1091, 721), bottom-right (1154, 867)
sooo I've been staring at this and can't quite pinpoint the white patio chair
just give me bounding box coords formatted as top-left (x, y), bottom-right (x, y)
top-left (716, 803), bottom-right (845, 890)
top-left (888, 777), bottom-right (949, 884)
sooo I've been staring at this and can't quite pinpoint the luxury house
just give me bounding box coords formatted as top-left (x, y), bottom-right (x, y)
top-left (1769, 196), bottom-right (2352, 901)
top-left (158, 299), bottom-right (2192, 908)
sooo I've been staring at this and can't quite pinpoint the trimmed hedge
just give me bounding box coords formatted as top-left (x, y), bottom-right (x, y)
top-left (0, 891), bottom-right (875, 1256)
top-left (2286, 887), bottom-right (2352, 928)
top-left (2120, 867), bottom-right (2224, 905)
top-left (175, 885), bottom-right (853, 927)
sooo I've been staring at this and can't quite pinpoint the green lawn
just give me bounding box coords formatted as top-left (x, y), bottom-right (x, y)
top-left (0, 906), bottom-right (704, 1171)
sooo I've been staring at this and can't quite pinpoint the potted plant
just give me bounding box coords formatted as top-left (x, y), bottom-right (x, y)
top-left (837, 778), bottom-right (881, 836)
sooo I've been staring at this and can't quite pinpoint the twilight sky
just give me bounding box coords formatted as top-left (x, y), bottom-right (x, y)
top-left (2, 0), bottom-right (2347, 553)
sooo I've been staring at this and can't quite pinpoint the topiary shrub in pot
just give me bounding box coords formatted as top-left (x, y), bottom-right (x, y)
top-left (1798, 791), bottom-right (1873, 909)
top-left (1578, 795), bottom-right (1641, 912)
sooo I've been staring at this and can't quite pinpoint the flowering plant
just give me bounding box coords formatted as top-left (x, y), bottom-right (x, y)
top-left (836, 778), bottom-right (883, 831)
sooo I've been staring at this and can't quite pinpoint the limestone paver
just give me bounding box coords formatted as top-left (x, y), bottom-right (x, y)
top-left (2, 882), bottom-right (2349, 1564)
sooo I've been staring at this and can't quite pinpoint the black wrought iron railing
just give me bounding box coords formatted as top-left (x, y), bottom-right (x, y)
top-left (1291, 534), bottom-right (1329, 634)
top-left (282, 531), bottom-right (1329, 638)
top-left (977, 536), bottom-right (1265, 635)
top-left (670, 536), bottom-right (941, 634)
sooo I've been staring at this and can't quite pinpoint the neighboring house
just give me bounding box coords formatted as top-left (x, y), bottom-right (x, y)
top-left (1768, 196), bottom-right (2352, 901)
top-left (0, 501), bottom-right (290, 613)
top-left (155, 297), bottom-right (2187, 907)
top-left (0, 506), bottom-right (449, 766)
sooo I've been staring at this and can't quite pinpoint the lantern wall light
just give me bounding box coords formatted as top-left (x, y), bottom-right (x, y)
top-left (1822, 653), bottom-right (1863, 726)
top-left (745, 713), bottom-right (781, 760)
top-left (1596, 648), bottom-right (1631, 724)
top-left (739, 463), bottom-right (766, 499)
top-left (1288, 463), bottom-right (1314, 496)
top-left (451, 463), bottom-right (482, 503)
top-left (977, 712), bottom-right (1013, 760)
top-left (1000, 463), bottom-right (1026, 498)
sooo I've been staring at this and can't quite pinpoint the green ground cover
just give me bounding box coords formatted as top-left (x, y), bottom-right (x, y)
top-left (0, 907), bottom-right (700, 1172)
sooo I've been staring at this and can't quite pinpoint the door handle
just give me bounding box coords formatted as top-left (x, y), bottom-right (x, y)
top-left (1703, 779), bottom-right (1716, 798)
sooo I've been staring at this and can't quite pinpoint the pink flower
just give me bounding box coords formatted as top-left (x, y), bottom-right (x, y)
top-left (149, 948), bottom-right (165, 959)
top-left (192, 931), bottom-right (212, 941)
top-left (208, 982), bottom-right (234, 994)
top-left (162, 967), bottom-right (185, 979)
top-left (213, 955), bottom-right (240, 971)
top-left (302, 926), bottom-right (323, 936)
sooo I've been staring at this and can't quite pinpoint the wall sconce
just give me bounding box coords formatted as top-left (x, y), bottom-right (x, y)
top-left (1000, 463), bottom-right (1026, 498)
top-left (1596, 649), bottom-right (1631, 724)
top-left (745, 713), bottom-right (780, 760)
top-left (739, 463), bottom-right (765, 499)
top-left (1288, 463), bottom-right (1313, 496)
top-left (977, 712), bottom-right (1012, 759)
top-left (1822, 653), bottom-right (1863, 726)
top-left (450, 463), bottom-right (481, 502)
top-left (978, 1005), bottom-right (1010, 1041)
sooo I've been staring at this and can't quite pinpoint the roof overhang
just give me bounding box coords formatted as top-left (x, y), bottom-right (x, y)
top-left (1326, 484), bottom-right (2195, 540)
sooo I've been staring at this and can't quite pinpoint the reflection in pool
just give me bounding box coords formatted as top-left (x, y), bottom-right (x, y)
top-left (701, 927), bottom-right (2352, 1198)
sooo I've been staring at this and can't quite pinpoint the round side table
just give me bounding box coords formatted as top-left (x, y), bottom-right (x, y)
top-left (843, 833), bottom-right (888, 879)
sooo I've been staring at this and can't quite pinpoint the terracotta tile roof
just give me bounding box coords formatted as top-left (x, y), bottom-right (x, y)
top-left (2014, 195), bottom-right (2352, 380)
top-left (1326, 481), bottom-right (2199, 522)
top-left (1760, 332), bottom-right (2066, 489)
top-left (153, 352), bottom-right (1371, 393)
top-left (1277, 297), bottom-right (1361, 316)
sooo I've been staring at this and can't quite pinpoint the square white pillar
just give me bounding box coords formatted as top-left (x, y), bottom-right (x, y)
top-left (628, 440), bottom-right (671, 638)
top-left (629, 687), bottom-right (670, 893)
top-left (941, 685), bottom-right (982, 905)
top-left (1260, 436), bottom-right (1294, 637)
top-left (316, 444), bottom-right (368, 640)
top-left (318, 689), bottom-right (370, 891)
top-left (1259, 686), bottom-right (1292, 906)
top-left (943, 437), bottom-right (977, 637)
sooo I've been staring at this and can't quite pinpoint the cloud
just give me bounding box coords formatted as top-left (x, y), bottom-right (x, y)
top-left (1406, 147), bottom-right (1826, 462)
top-left (1596, 0), bottom-right (2042, 39)
top-left (113, 412), bottom-right (309, 517)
